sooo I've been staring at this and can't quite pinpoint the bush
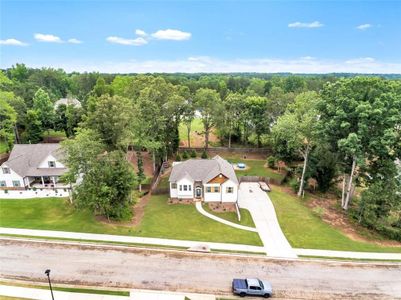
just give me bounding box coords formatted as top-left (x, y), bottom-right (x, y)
top-left (190, 150), bottom-right (197, 158)
top-left (289, 178), bottom-right (300, 193)
top-left (201, 150), bottom-right (208, 159)
top-left (182, 150), bottom-right (189, 159)
top-left (267, 156), bottom-right (277, 169)
top-left (175, 153), bottom-right (182, 161)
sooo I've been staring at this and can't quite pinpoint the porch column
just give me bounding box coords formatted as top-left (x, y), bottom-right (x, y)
top-left (52, 176), bottom-right (56, 186)
top-left (26, 177), bottom-right (31, 188)
top-left (41, 176), bottom-right (45, 186)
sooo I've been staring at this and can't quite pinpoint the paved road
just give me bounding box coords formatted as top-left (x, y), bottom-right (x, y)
top-left (238, 182), bottom-right (297, 258)
top-left (1, 239), bottom-right (401, 299)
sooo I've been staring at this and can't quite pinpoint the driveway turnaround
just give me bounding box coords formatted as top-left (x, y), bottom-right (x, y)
top-left (1, 239), bottom-right (401, 299)
top-left (238, 182), bottom-right (297, 258)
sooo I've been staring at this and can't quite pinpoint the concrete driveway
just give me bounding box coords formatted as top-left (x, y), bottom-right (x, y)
top-left (238, 182), bottom-right (297, 258)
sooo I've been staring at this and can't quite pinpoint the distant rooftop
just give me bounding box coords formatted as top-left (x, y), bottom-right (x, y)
top-left (54, 98), bottom-right (82, 109)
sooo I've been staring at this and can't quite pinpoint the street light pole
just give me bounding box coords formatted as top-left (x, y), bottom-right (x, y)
top-left (45, 269), bottom-right (54, 300)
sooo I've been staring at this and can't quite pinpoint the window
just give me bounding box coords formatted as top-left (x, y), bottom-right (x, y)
top-left (12, 181), bottom-right (21, 187)
top-left (206, 186), bottom-right (211, 193)
top-left (213, 186), bottom-right (220, 193)
top-left (48, 161), bottom-right (56, 168)
top-left (171, 183), bottom-right (177, 189)
top-left (179, 185), bottom-right (182, 191)
top-left (0, 181), bottom-right (6, 187)
top-left (206, 186), bottom-right (220, 193)
top-left (183, 185), bottom-right (188, 191)
top-left (188, 185), bottom-right (192, 191)
top-left (2, 167), bottom-right (10, 174)
top-left (226, 187), bottom-right (234, 193)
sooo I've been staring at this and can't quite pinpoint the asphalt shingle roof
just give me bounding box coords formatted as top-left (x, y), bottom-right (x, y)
top-left (169, 155), bottom-right (238, 184)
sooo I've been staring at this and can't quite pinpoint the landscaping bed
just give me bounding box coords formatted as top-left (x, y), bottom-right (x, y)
top-left (269, 186), bottom-right (401, 253)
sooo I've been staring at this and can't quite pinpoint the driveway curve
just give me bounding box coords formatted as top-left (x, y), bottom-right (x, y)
top-left (238, 182), bottom-right (297, 258)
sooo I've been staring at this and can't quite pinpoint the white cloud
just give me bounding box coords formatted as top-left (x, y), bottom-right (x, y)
top-left (34, 33), bottom-right (63, 43)
top-left (26, 56), bottom-right (401, 74)
top-left (151, 29), bottom-right (191, 40)
top-left (106, 36), bottom-right (148, 46)
top-left (67, 38), bottom-right (82, 44)
top-left (356, 24), bottom-right (372, 30)
top-left (135, 29), bottom-right (147, 37)
top-left (288, 21), bottom-right (324, 28)
top-left (0, 38), bottom-right (28, 46)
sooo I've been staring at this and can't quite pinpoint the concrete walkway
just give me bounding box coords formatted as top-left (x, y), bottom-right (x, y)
top-left (238, 182), bottom-right (298, 258)
top-left (294, 248), bottom-right (401, 260)
top-left (0, 285), bottom-right (128, 300)
top-left (195, 201), bottom-right (258, 232)
top-left (0, 227), bottom-right (265, 254)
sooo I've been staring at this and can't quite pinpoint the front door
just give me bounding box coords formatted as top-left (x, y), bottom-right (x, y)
top-left (195, 187), bottom-right (202, 198)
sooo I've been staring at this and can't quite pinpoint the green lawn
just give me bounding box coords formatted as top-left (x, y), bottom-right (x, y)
top-left (226, 158), bottom-right (285, 181)
top-left (203, 205), bottom-right (256, 228)
top-left (0, 141), bottom-right (8, 154)
top-left (45, 129), bottom-right (66, 138)
top-left (0, 196), bottom-right (262, 246)
top-left (270, 187), bottom-right (401, 253)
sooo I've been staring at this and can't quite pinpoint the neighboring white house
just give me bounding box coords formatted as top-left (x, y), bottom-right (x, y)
top-left (168, 155), bottom-right (239, 203)
top-left (0, 144), bottom-right (68, 190)
top-left (54, 97), bottom-right (82, 109)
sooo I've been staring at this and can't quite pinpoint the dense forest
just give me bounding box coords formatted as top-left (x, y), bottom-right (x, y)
top-left (0, 64), bottom-right (400, 240)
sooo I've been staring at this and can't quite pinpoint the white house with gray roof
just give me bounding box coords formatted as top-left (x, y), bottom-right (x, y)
top-left (168, 155), bottom-right (238, 203)
top-left (0, 144), bottom-right (68, 190)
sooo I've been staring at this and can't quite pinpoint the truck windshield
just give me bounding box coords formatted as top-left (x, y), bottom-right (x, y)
top-left (258, 280), bottom-right (264, 289)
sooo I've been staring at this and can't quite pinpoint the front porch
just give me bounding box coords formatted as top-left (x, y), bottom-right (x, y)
top-left (26, 176), bottom-right (69, 189)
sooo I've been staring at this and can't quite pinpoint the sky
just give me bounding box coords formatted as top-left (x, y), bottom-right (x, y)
top-left (1, 0), bottom-right (401, 73)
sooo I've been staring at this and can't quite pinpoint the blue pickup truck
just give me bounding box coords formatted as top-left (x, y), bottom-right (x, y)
top-left (232, 278), bottom-right (273, 298)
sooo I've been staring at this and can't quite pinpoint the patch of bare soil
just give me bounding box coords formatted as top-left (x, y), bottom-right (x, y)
top-left (300, 189), bottom-right (401, 247)
top-left (207, 202), bottom-right (236, 213)
top-left (131, 192), bottom-right (151, 226)
top-left (168, 198), bottom-right (194, 205)
top-left (126, 151), bottom-right (154, 177)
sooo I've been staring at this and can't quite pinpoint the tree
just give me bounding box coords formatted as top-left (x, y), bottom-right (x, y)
top-left (136, 151), bottom-right (146, 192)
top-left (0, 98), bottom-right (17, 151)
top-left (271, 91), bottom-right (320, 196)
top-left (245, 96), bottom-right (269, 148)
top-left (181, 98), bottom-right (195, 148)
top-left (221, 92), bottom-right (244, 148)
top-left (55, 104), bottom-right (82, 137)
top-left (61, 128), bottom-right (105, 185)
top-left (84, 95), bottom-right (133, 151)
top-left (24, 110), bottom-right (43, 143)
top-left (32, 88), bottom-right (55, 132)
top-left (319, 77), bottom-right (401, 210)
top-left (195, 88), bottom-right (223, 149)
top-left (308, 145), bottom-right (338, 192)
top-left (74, 150), bottom-right (136, 220)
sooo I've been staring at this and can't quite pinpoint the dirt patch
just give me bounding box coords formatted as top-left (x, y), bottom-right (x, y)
top-left (131, 193), bottom-right (152, 226)
top-left (276, 185), bottom-right (401, 247)
top-left (127, 151), bottom-right (154, 177)
top-left (179, 128), bottom-right (219, 148)
top-left (207, 202), bottom-right (236, 213)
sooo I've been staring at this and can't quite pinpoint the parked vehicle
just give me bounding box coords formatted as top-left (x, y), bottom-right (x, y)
top-left (232, 278), bottom-right (273, 298)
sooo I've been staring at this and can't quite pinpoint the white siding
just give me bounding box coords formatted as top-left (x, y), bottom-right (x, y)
top-left (0, 166), bottom-right (25, 188)
top-left (176, 178), bottom-right (194, 199)
top-left (204, 183), bottom-right (222, 202)
top-left (221, 179), bottom-right (238, 203)
top-left (38, 154), bottom-right (65, 168)
top-left (170, 182), bottom-right (178, 198)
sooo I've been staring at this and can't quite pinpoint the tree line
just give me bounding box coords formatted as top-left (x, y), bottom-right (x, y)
top-left (0, 64), bottom-right (400, 240)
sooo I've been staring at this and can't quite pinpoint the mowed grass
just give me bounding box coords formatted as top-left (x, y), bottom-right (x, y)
top-left (226, 158), bottom-right (285, 181)
top-left (203, 205), bottom-right (256, 228)
top-left (269, 187), bottom-right (401, 253)
top-left (0, 141), bottom-right (8, 154)
top-left (0, 196), bottom-right (262, 246)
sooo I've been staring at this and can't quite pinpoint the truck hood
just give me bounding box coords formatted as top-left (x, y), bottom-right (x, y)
top-left (262, 281), bottom-right (273, 292)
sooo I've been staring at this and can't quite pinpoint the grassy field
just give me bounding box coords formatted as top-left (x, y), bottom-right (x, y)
top-left (178, 117), bottom-right (204, 146)
top-left (269, 187), bottom-right (401, 253)
top-left (0, 196), bottom-right (262, 246)
top-left (203, 205), bottom-right (256, 228)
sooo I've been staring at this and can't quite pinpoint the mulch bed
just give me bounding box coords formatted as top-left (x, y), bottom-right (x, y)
top-left (207, 202), bottom-right (236, 212)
